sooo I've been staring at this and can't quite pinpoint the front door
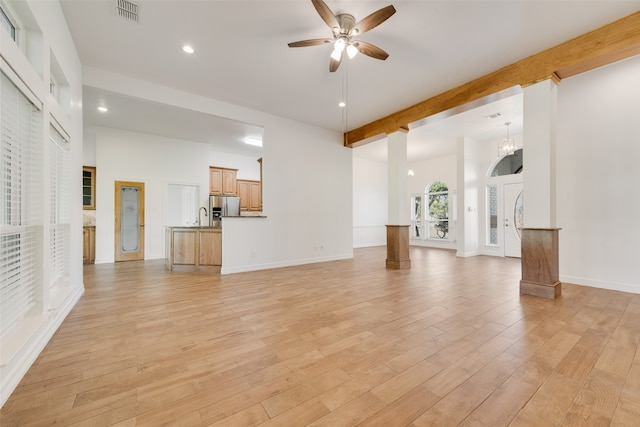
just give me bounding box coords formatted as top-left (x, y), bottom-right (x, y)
top-left (115, 181), bottom-right (145, 261)
top-left (503, 182), bottom-right (523, 258)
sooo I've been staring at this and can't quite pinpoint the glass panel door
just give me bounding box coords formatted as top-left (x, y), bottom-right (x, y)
top-left (115, 181), bottom-right (144, 261)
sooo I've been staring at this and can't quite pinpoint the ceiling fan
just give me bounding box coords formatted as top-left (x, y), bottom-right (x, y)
top-left (288, 0), bottom-right (396, 72)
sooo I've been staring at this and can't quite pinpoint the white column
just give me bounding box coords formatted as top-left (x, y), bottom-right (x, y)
top-left (520, 78), bottom-right (562, 299)
top-left (387, 129), bottom-right (409, 225)
top-left (385, 129), bottom-right (411, 269)
top-left (523, 79), bottom-right (557, 228)
top-left (456, 136), bottom-right (479, 257)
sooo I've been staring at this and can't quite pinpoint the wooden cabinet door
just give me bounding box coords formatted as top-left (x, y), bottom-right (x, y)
top-left (173, 230), bottom-right (196, 264)
top-left (237, 180), bottom-right (250, 211)
top-left (83, 227), bottom-right (95, 264)
top-left (83, 227), bottom-right (90, 263)
top-left (249, 181), bottom-right (262, 211)
top-left (222, 169), bottom-right (237, 195)
top-left (209, 168), bottom-right (223, 194)
top-left (199, 229), bottom-right (222, 266)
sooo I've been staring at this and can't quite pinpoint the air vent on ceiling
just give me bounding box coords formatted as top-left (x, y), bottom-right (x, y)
top-left (116, 0), bottom-right (139, 22)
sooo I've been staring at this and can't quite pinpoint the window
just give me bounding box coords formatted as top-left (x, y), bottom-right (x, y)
top-left (0, 6), bottom-right (16, 41)
top-left (491, 148), bottom-right (523, 177)
top-left (49, 125), bottom-right (70, 288)
top-left (427, 181), bottom-right (449, 240)
top-left (410, 194), bottom-right (422, 238)
top-left (487, 185), bottom-right (498, 245)
top-left (1, 70), bottom-right (43, 336)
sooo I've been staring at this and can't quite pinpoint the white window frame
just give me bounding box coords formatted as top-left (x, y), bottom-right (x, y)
top-left (426, 182), bottom-right (451, 241)
top-left (49, 123), bottom-right (70, 288)
top-left (1, 69), bottom-right (43, 338)
top-left (0, 4), bottom-right (15, 41)
top-left (410, 193), bottom-right (423, 239)
top-left (0, 1), bottom-right (22, 47)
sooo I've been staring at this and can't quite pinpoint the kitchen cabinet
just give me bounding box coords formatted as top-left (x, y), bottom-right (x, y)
top-left (237, 179), bottom-right (262, 212)
top-left (199, 228), bottom-right (222, 266)
top-left (165, 227), bottom-right (221, 271)
top-left (82, 166), bottom-right (96, 209)
top-left (83, 226), bottom-right (95, 264)
top-left (172, 229), bottom-right (196, 265)
top-left (209, 168), bottom-right (222, 195)
top-left (209, 166), bottom-right (238, 196)
top-left (249, 180), bottom-right (262, 211)
top-left (237, 180), bottom-right (250, 211)
top-left (222, 169), bottom-right (237, 195)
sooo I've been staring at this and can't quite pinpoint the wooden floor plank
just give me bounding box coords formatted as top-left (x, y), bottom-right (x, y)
top-left (2, 247), bottom-right (640, 426)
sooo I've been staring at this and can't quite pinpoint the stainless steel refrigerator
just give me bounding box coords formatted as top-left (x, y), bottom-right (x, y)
top-left (209, 195), bottom-right (240, 224)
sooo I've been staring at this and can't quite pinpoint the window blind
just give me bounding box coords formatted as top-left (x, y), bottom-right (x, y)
top-left (0, 70), bottom-right (43, 338)
top-left (49, 125), bottom-right (69, 288)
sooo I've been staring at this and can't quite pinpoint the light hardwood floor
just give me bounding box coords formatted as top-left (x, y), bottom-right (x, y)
top-left (2, 246), bottom-right (640, 426)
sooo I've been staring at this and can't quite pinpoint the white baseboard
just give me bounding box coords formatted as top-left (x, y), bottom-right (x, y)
top-left (560, 275), bottom-right (640, 295)
top-left (221, 253), bottom-right (354, 275)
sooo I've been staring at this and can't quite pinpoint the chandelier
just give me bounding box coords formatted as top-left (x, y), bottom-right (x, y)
top-left (498, 122), bottom-right (517, 157)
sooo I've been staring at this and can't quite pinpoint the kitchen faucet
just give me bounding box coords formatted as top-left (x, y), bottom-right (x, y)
top-left (198, 207), bottom-right (208, 226)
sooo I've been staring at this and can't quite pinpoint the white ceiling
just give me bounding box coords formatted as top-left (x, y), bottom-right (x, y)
top-left (60, 0), bottom-right (640, 161)
top-left (83, 86), bottom-right (264, 157)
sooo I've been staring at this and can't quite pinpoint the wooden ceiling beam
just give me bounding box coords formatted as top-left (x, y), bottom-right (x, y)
top-left (344, 11), bottom-right (640, 148)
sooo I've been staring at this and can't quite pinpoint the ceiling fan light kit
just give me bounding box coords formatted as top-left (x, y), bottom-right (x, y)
top-left (288, 0), bottom-right (396, 72)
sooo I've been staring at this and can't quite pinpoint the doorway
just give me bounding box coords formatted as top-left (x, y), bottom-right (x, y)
top-left (503, 182), bottom-right (523, 258)
top-left (115, 181), bottom-right (145, 261)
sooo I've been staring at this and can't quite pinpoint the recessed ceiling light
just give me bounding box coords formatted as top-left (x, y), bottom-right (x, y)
top-left (244, 137), bottom-right (262, 147)
top-left (182, 45), bottom-right (194, 54)
top-left (338, 101), bottom-right (346, 107)
top-left (97, 106), bottom-right (108, 112)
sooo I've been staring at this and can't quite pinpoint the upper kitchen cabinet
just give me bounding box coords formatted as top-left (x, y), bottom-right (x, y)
top-left (82, 166), bottom-right (96, 209)
top-left (210, 166), bottom-right (238, 196)
top-left (237, 179), bottom-right (262, 211)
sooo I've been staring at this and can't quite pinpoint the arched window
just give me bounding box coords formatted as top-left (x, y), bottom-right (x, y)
top-left (491, 148), bottom-right (523, 177)
top-left (427, 181), bottom-right (449, 240)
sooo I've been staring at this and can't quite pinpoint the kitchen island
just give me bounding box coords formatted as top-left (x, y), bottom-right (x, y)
top-left (165, 226), bottom-right (221, 272)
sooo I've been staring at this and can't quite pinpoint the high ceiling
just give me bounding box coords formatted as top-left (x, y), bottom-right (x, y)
top-left (60, 0), bottom-right (640, 160)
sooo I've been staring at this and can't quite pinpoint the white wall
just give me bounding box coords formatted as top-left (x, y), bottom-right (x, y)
top-left (352, 150), bottom-right (460, 251)
top-left (407, 154), bottom-right (457, 196)
top-left (408, 153), bottom-right (457, 250)
top-left (457, 137), bottom-right (480, 257)
top-left (94, 128), bottom-right (213, 261)
top-left (209, 151), bottom-right (261, 181)
top-left (353, 156), bottom-right (387, 248)
top-left (0, 0), bottom-right (83, 408)
top-left (86, 69), bottom-right (353, 271)
top-left (223, 117), bottom-right (353, 273)
top-left (556, 55), bottom-right (640, 293)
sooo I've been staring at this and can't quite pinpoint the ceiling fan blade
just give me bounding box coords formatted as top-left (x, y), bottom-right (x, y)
top-left (311, 0), bottom-right (339, 30)
top-left (350, 5), bottom-right (396, 36)
top-left (288, 38), bottom-right (333, 48)
top-left (354, 41), bottom-right (389, 60)
top-left (329, 51), bottom-right (343, 72)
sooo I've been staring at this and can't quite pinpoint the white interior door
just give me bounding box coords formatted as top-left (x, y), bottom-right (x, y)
top-left (504, 182), bottom-right (523, 258)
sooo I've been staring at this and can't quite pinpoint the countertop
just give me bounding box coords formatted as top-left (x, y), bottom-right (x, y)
top-left (166, 225), bottom-right (222, 230)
